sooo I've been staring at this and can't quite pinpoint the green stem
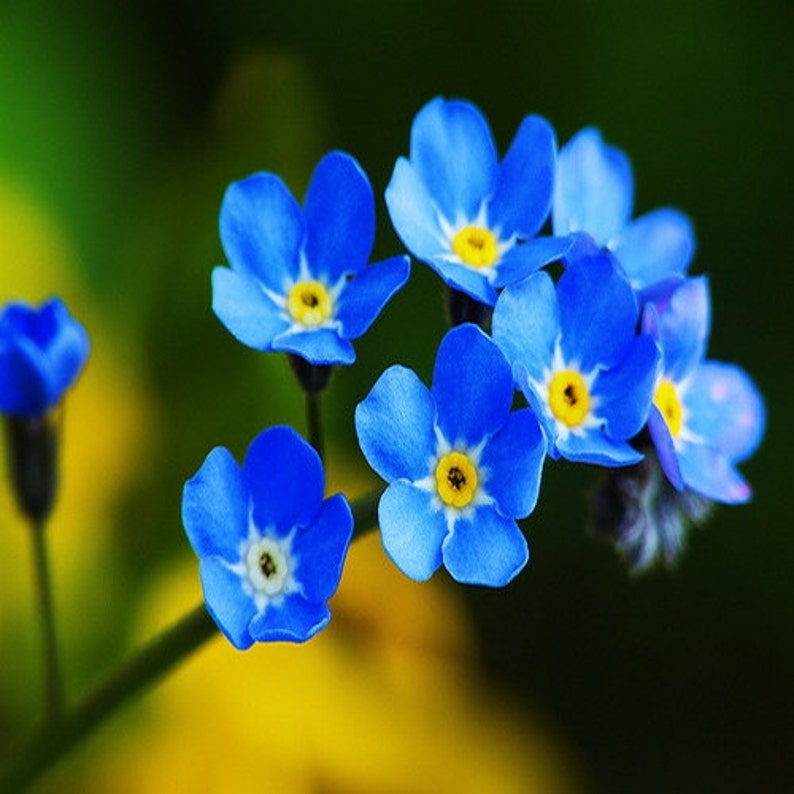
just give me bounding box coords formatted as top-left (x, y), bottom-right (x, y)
top-left (30, 519), bottom-right (64, 724)
top-left (0, 490), bottom-right (382, 793)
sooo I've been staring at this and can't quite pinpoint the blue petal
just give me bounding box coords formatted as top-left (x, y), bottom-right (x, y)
top-left (647, 277), bottom-right (710, 382)
top-left (182, 446), bottom-right (249, 560)
top-left (409, 97), bottom-right (498, 222)
top-left (249, 594), bottom-right (330, 643)
top-left (378, 482), bottom-right (447, 581)
top-left (432, 324), bottom-right (513, 446)
top-left (594, 334), bottom-right (660, 441)
top-left (489, 114), bottom-right (556, 237)
top-left (39, 298), bottom-right (90, 404)
top-left (0, 345), bottom-right (49, 415)
top-left (211, 266), bottom-right (290, 351)
top-left (355, 365), bottom-right (437, 483)
top-left (514, 362), bottom-right (560, 457)
top-left (293, 494), bottom-right (353, 603)
top-left (244, 426), bottom-right (324, 536)
top-left (272, 327), bottom-right (355, 366)
top-left (557, 253), bottom-right (638, 371)
top-left (678, 443), bottom-right (751, 504)
top-left (336, 255), bottom-right (410, 339)
top-left (479, 408), bottom-right (546, 518)
top-left (683, 362), bottom-right (765, 463)
top-left (385, 157), bottom-right (448, 262)
top-left (647, 406), bottom-right (684, 490)
top-left (553, 127), bottom-right (633, 245)
top-left (219, 172), bottom-right (303, 292)
top-left (492, 234), bottom-right (576, 289)
top-left (558, 431), bottom-right (643, 467)
top-left (199, 558), bottom-right (254, 650)
top-left (425, 257), bottom-right (497, 305)
top-left (302, 151), bottom-right (375, 281)
top-left (492, 271), bottom-right (559, 385)
top-left (611, 208), bottom-right (695, 288)
top-left (441, 508), bottom-right (528, 586)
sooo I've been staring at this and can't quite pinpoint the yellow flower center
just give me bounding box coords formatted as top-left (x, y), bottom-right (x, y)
top-left (654, 379), bottom-right (683, 438)
top-left (434, 451), bottom-right (479, 509)
top-left (287, 280), bottom-right (332, 327)
top-left (548, 369), bottom-right (591, 428)
top-left (451, 225), bottom-right (498, 268)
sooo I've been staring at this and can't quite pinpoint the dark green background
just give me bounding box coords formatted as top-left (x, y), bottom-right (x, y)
top-left (1, 1), bottom-right (792, 791)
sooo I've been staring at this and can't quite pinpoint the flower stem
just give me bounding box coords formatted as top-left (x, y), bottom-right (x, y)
top-left (306, 391), bottom-right (324, 461)
top-left (0, 490), bottom-right (382, 792)
top-left (29, 518), bottom-right (64, 725)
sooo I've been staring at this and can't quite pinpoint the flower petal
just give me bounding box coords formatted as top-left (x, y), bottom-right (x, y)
top-left (409, 97), bottom-right (498, 223)
top-left (489, 114), bottom-right (556, 237)
top-left (595, 334), bottom-right (660, 441)
top-left (219, 172), bottom-right (303, 292)
top-left (302, 151), bottom-right (375, 281)
top-left (492, 234), bottom-right (576, 289)
top-left (272, 327), bottom-right (355, 366)
top-left (293, 494), bottom-right (353, 603)
top-left (647, 406), bottom-right (684, 490)
top-left (211, 266), bottom-right (290, 351)
top-left (683, 361), bottom-right (765, 462)
top-left (336, 255), bottom-right (410, 339)
top-left (378, 482), bottom-right (447, 581)
top-left (553, 127), bottom-right (633, 244)
top-left (611, 208), bottom-right (695, 289)
top-left (678, 443), bottom-right (752, 504)
top-left (249, 594), bottom-right (330, 643)
top-left (479, 408), bottom-right (546, 518)
top-left (558, 431), bottom-right (643, 467)
top-left (432, 324), bottom-right (513, 446)
top-left (385, 157), bottom-right (448, 262)
top-left (182, 446), bottom-right (249, 560)
top-left (426, 257), bottom-right (497, 305)
top-left (0, 345), bottom-right (49, 414)
top-left (492, 271), bottom-right (559, 385)
top-left (38, 298), bottom-right (90, 404)
top-left (441, 508), bottom-right (528, 586)
top-left (355, 365), bottom-right (437, 483)
top-left (558, 252), bottom-right (638, 371)
top-left (244, 426), bottom-right (324, 536)
top-left (199, 558), bottom-right (254, 650)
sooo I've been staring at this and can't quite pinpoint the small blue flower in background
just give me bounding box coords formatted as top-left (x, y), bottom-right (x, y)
top-left (182, 426), bottom-right (353, 647)
top-left (492, 252), bottom-right (659, 466)
top-left (553, 128), bottom-right (695, 293)
top-left (643, 277), bottom-right (765, 503)
top-left (213, 151), bottom-right (410, 366)
top-left (355, 323), bottom-right (546, 586)
top-left (385, 97), bottom-right (573, 307)
top-left (0, 297), bottom-right (90, 417)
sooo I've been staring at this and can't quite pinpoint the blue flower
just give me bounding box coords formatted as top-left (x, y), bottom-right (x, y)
top-left (553, 128), bottom-right (695, 292)
top-left (492, 252), bottom-right (660, 466)
top-left (355, 323), bottom-right (546, 586)
top-left (182, 426), bottom-right (353, 647)
top-left (0, 297), bottom-right (90, 417)
top-left (213, 151), bottom-right (410, 366)
top-left (643, 277), bottom-right (765, 503)
top-left (385, 97), bottom-right (573, 306)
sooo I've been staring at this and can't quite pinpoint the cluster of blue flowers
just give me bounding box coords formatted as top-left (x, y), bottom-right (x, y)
top-left (1, 98), bottom-right (765, 650)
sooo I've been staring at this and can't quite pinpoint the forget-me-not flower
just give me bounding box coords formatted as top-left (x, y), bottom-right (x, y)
top-left (492, 252), bottom-right (659, 466)
top-left (182, 426), bottom-right (353, 647)
top-left (213, 151), bottom-right (410, 366)
top-left (643, 277), bottom-right (765, 503)
top-left (0, 297), bottom-right (90, 417)
top-left (355, 323), bottom-right (546, 586)
top-left (553, 128), bottom-right (695, 292)
top-left (385, 97), bottom-right (573, 306)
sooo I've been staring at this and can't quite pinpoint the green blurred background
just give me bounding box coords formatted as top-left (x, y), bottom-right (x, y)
top-left (1, 0), bottom-right (792, 791)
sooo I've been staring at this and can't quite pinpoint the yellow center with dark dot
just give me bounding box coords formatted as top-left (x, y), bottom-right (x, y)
top-left (548, 370), bottom-right (591, 428)
top-left (435, 451), bottom-right (479, 508)
top-left (287, 280), bottom-right (332, 327)
top-left (451, 226), bottom-right (498, 268)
